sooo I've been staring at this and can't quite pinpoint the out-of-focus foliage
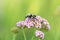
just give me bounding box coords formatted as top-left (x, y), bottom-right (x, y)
top-left (0, 0), bottom-right (60, 40)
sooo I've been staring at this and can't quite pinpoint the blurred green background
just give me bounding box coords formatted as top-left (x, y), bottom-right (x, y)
top-left (0, 0), bottom-right (60, 40)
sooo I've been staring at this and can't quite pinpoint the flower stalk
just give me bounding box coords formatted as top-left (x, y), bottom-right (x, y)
top-left (13, 34), bottom-right (16, 40)
top-left (22, 29), bottom-right (26, 40)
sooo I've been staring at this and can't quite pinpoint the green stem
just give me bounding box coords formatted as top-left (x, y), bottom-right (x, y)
top-left (23, 29), bottom-right (26, 40)
top-left (31, 35), bottom-right (34, 40)
top-left (39, 39), bottom-right (40, 40)
top-left (31, 29), bottom-right (36, 40)
top-left (13, 34), bottom-right (16, 40)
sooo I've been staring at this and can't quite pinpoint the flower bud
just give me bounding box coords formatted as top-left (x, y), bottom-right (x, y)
top-left (11, 27), bottom-right (19, 34)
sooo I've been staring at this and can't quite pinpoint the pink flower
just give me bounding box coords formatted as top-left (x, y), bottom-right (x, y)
top-left (16, 14), bottom-right (50, 40)
top-left (42, 18), bottom-right (49, 25)
top-left (41, 18), bottom-right (50, 30)
top-left (34, 16), bottom-right (42, 28)
top-left (46, 25), bottom-right (50, 30)
top-left (24, 18), bottom-right (34, 28)
top-left (34, 20), bottom-right (41, 28)
top-left (16, 21), bottom-right (25, 28)
top-left (35, 30), bottom-right (44, 39)
top-left (16, 14), bottom-right (50, 30)
top-left (35, 16), bottom-right (43, 22)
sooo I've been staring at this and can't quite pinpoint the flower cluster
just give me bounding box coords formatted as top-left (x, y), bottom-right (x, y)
top-left (35, 30), bottom-right (44, 39)
top-left (16, 14), bottom-right (50, 39)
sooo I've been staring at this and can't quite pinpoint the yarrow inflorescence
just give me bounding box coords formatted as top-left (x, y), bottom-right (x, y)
top-left (35, 30), bottom-right (44, 39)
top-left (16, 14), bottom-right (50, 39)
